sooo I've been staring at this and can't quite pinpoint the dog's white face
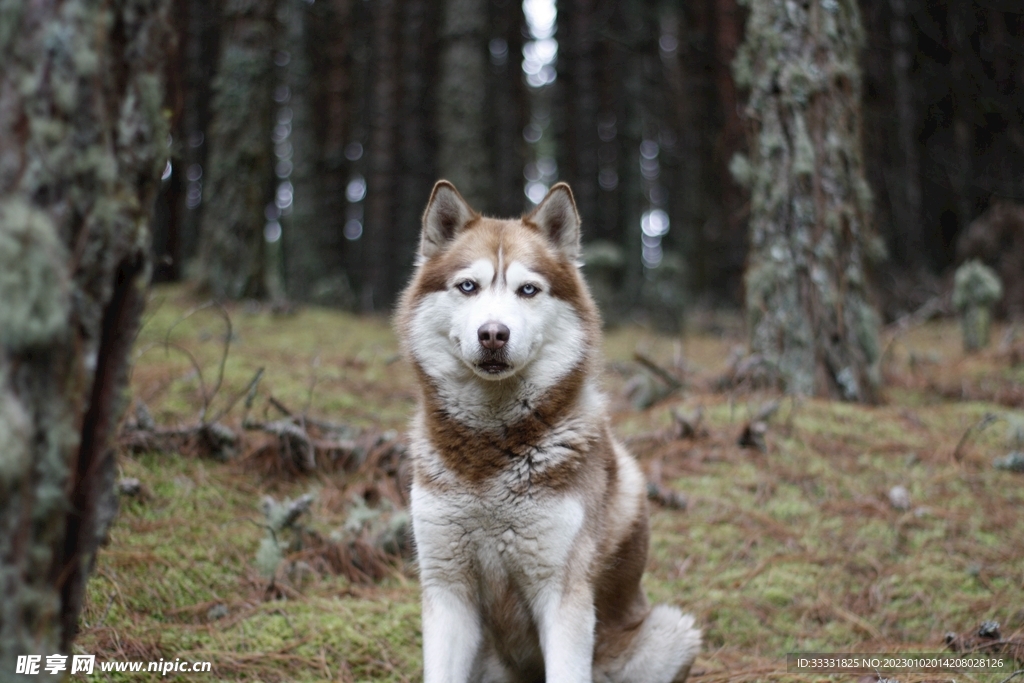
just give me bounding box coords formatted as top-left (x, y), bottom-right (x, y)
top-left (411, 257), bottom-right (588, 383)
top-left (398, 181), bottom-right (599, 393)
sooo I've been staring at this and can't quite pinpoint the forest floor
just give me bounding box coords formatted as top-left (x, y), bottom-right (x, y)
top-left (76, 284), bottom-right (1024, 682)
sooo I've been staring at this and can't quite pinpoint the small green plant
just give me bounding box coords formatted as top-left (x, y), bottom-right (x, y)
top-left (952, 260), bottom-right (1003, 352)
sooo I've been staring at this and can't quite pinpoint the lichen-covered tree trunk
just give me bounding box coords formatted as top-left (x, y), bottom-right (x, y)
top-left (197, 0), bottom-right (277, 299)
top-left (0, 0), bottom-right (170, 668)
top-left (735, 0), bottom-right (881, 401)
top-left (437, 0), bottom-right (490, 211)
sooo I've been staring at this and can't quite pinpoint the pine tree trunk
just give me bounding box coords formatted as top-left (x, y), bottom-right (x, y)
top-left (887, 0), bottom-right (922, 268)
top-left (395, 0), bottom-right (440, 291)
top-left (0, 0), bottom-right (171, 666)
top-left (735, 0), bottom-right (881, 401)
top-left (556, 0), bottom-right (600, 229)
top-left (488, 0), bottom-right (528, 217)
top-left (437, 0), bottom-right (491, 211)
top-left (197, 0), bottom-right (278, 299)
top-left (280, 0), bottom-right (325, 302)
top-left (294, 0), bottom-right (358, 307)
top-left (362, 0), bottom-right (400, 310)
top-left (178, 0), bottom-right (222, 274)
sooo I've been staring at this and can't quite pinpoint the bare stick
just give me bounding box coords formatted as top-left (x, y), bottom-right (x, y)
top-left (165, 300), bottom-right (234, 418)
top-left (211, 367), bottom-right (265, 425)
top-left (633, 352), bottom-right (684, 391)
top-left (953, 412), bottom-right (1001, 462)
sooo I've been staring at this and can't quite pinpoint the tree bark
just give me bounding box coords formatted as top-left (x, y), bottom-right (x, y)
top-left (556, 0), bottom-right (601, 231)
top-left (735, 0), bottom-right (881, 401)
top-left (437, 0), bottom-right (491, 211)
top-left (0, 0), bottom-right (171, 666)
top-left (176, 0), bottom-right (222, 277)
top-left (886, 0), bottom-right (923, 268)
top-left (395, 0), bottom-right (440, 292)
top-left (362, 0), bottom-right (400, 310)
top-left (488, 0), bottom-right (528, 217)
top-left (280, 0), bottom-right (326, 302)
top-left (298, 0), bottom-right (357, 307)
top-left (197, 0), bottom-right (278, 299)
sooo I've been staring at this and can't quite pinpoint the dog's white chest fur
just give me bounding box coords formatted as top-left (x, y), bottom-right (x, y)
top-left (412, 479), bottom-right (585, 589)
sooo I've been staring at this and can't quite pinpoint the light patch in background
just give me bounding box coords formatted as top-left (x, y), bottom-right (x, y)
top-left (522, 0), bottom-right (557, 88)
top-left (344, 219), bottom-right (363, 241)
top-left (637, 138), bottom-right (668, 269)
top-left (524, 158), bottom-right (557, 204)
top-left (275, 182), bottom-right (294, 211)
top-left (346, 176), bottom-right (367, 203)
top-left (489, 38), bottom-right (509, 66)
top-left (344, 142), bottom-right (363, 161)
top-left (264, 221), bottom-right (282, 243)
top-left (525, 182), bottom-right (548, 204)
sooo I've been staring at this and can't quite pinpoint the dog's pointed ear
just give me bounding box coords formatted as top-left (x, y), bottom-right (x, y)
top-left (420, 181), bottom-right (477, 260)
top-left (527, 183), bottom-right (581, 260)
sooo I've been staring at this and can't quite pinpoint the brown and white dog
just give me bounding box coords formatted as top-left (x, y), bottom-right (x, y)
top-left (396, 180), bottom-right (700, 683)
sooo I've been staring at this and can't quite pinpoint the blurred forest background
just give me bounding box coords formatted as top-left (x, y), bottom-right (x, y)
top-left (153, 0), bottom-right (1024, 325)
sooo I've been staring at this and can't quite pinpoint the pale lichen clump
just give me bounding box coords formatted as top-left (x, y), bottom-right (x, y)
top-left (952, 260), bottom-right (1003, 353)
top-left (0, 202), bottom-right (71, 351)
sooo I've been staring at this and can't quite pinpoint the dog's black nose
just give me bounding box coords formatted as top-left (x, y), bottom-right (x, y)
top-left (478, 322), bottom-right (510, 350)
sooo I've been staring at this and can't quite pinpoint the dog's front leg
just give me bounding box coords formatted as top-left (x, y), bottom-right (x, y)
top-left (535, 584), bottom-right (596, 683)
top-left (421, 585), bottom-right (482, 683)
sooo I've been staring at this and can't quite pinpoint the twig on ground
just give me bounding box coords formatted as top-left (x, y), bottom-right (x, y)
top-left (164, 301), bottom-right (233, 422)
top-left (634, 351), bottom-right (685, 391)
top-left (953, 412), bottom-right (1001, 462)
top-left (211, 367), bottom-right (264, 425)
top-left (671, 406), bottom-right (706, 439)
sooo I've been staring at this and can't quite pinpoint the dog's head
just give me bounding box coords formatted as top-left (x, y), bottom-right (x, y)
top-left (397, 181), bottom-right (600, 388)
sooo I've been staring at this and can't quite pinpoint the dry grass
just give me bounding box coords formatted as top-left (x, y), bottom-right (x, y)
top-left (76, 285), bottom-right (1024, 681)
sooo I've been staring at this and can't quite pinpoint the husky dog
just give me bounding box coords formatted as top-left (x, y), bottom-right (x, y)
top-left (396, 181), bottom-right (700, 683)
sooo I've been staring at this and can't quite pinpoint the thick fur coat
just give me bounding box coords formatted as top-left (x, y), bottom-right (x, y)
top-left (395, 181), bottom-right (700, 683)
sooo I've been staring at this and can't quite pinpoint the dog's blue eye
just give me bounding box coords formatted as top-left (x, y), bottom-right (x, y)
top-left (518, 284), bottom-right (539, 297)
top-left (458, 281), bottom-right (477, 294)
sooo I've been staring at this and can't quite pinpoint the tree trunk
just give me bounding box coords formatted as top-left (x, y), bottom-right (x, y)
top-left (735, 0), bottom-right (881, 401)
top-left (437, 0), bottom-right (491, 211)
top-left (556, 0), bottom-right (601, 231)
top-left (710, 0), bottom-right (748, 303)
top-left (176, 0), bottom-right (222, 278)
top-left (395, 0), bottom-right (440, 292)
top-left (280, 0), bottom-right (326, 302)
top-left (197, 0), bottom-right (278, 299)
top-left (299, 0), bottom-right (357, 308)
top-left (362, 0), bottom-right (400, 311)
top-left (488, 0), bottom-right (528, 217)
top-left (886, 0), bottom-right (923, 268)
top-left (0, 0), bottom-right (171, 667)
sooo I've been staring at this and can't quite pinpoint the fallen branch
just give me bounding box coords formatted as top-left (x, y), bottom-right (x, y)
top-left (634, 352), bottom-right (684, 391)
top-left (953, 412), bottom-right (1001, 462)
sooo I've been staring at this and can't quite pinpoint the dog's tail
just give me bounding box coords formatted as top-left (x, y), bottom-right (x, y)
top-left (597, 604), bottom-right (701, 683)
